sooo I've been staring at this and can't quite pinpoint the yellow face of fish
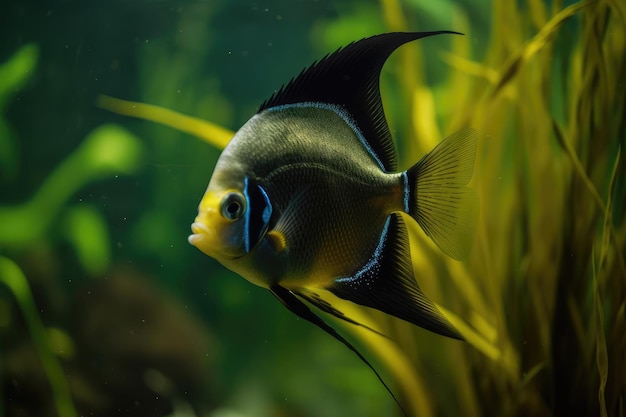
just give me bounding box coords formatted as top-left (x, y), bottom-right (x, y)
top-left (189, 146), bottom-right (274, 274)
top-left (189, 186), bottom-right (248, 260)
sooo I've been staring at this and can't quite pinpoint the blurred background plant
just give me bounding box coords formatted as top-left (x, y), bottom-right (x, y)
top-left (1, 0), bottom-right (624, 416)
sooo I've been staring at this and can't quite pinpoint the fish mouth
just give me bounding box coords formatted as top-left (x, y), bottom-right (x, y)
top-left (188, 221), bottom-right (243, 260)
top-left (188, 221), bottom-right (211, 243)
top-left (188, 221), bottom-right (217, 256)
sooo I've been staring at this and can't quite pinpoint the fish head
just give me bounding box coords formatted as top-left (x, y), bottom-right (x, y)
top-left (189, 146), bottom-right (273, 264)
top-left (189, 185), bottom-right (248, 260)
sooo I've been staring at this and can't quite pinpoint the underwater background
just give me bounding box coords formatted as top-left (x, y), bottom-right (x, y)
top-left (1, 0), bottom-right (624, 416)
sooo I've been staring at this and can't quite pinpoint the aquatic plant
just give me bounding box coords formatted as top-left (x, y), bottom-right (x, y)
top-left (88, 0), bottom-right (626, 415)
top-left (0, 44), bottom-right (144, 417)
top-left (0, 44), bottom-right (37, 182)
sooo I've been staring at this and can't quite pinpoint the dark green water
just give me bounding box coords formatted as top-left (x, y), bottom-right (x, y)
top-left (1, 2), bottom-right (485, 416)
top-left (6, 1), bottom-right (622, 417)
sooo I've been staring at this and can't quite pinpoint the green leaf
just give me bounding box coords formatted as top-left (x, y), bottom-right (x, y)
top-left (61, 205), bottom-right (111, 276)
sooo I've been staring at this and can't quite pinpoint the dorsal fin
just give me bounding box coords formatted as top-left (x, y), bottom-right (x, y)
top-left (259, 31), bottom-right (461, 172)
top-left (330, 212), bottom-right (462, 339)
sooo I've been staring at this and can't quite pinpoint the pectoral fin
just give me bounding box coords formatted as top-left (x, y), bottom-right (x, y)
top-left (269, 284), bottom-right (408, 417)
top-left (330, 212), bottom-right (463, 340)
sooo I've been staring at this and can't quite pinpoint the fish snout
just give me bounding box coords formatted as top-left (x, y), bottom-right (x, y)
top-left (188, 211), bottom-right (247, 259)
top-left (188, 218), bottom-right (218, 257)
top-left (187, 197), bottom-right (220, 258)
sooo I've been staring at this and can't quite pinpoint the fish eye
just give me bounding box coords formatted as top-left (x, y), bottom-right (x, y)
top-left (220, 192), bottom-right (246, 221)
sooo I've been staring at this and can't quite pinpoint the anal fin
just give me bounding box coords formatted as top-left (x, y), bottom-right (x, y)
top-left (330, 213), bottom-right (463, 340)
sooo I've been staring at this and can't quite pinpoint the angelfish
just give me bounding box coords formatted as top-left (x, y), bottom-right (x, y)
top-left (189, 31), bottom-right (476, 412)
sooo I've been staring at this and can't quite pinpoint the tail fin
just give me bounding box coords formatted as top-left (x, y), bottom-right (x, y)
top-left (405, 128), bottom-right (478, 260)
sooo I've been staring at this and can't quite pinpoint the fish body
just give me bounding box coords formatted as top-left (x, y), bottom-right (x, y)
top-left (189, 31), bottom-right (477, 413)
top-left (199, 105), bottom-right (400, 287)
